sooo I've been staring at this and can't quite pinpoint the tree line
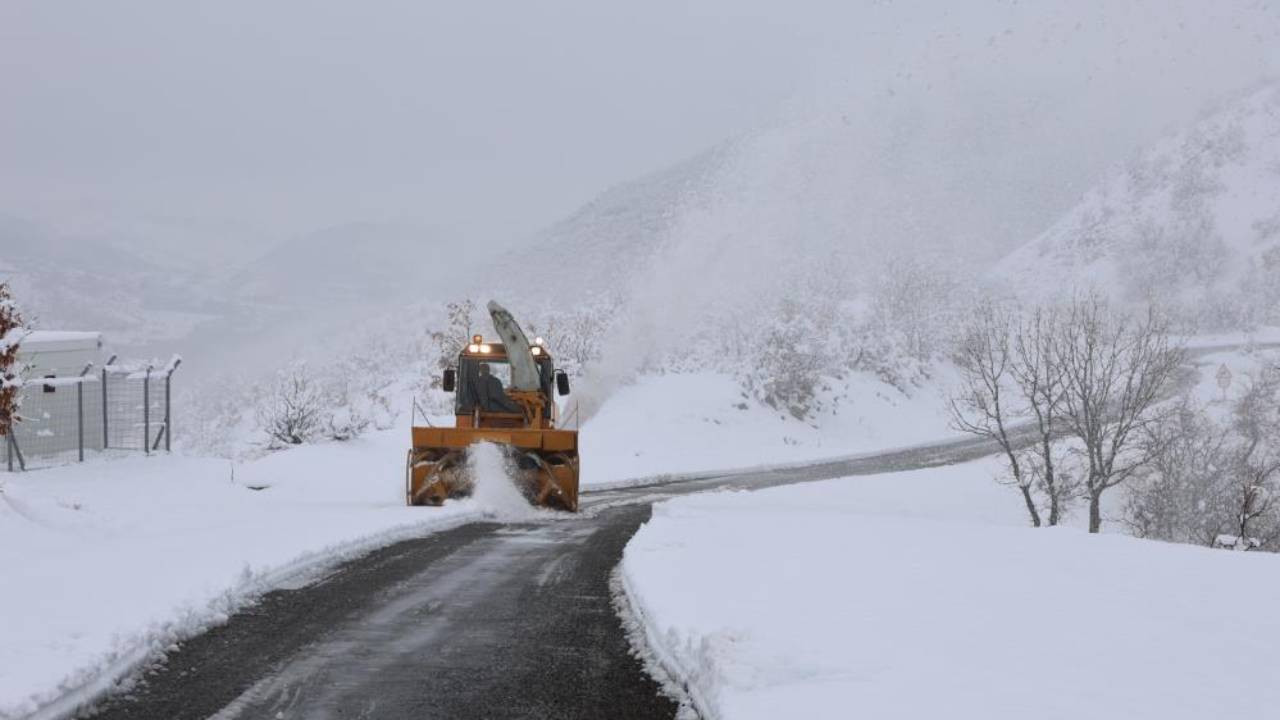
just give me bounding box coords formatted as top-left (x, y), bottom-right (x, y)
top-left (950, 292), bottom-right (1280, 548)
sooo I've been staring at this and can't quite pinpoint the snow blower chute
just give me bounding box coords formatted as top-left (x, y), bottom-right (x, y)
top-left (406, 301), bottom-right (579, 511)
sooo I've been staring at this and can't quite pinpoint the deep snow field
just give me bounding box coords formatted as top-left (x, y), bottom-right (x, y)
top-left (619, 459), bottom-right (1280, 720)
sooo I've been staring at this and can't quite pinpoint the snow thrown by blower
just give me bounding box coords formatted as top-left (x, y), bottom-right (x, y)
top-left (467, 442), bottom-right (543, 522)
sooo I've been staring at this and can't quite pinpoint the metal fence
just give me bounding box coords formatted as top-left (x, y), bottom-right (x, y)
top-left (3, 357), bottom-right (181, 471)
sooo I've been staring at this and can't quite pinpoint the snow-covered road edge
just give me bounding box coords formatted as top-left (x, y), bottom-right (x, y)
top-left (611, 565), bottom-right (713, 720)
top-left (22, 511), bottom-right (485, 720)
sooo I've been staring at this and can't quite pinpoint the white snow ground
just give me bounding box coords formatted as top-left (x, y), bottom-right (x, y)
top-left (619, 458), bottom-right (1280, 720)
top-left (0, 428), bottom-right (495, 719)
top-left (0, 367), bottom-right (951, 718)
top-left (2, 344), bottom-right (1272, 718)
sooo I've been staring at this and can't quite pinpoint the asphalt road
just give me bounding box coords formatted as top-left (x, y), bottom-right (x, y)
top-left (84, 431), bottom-right (1009, 720)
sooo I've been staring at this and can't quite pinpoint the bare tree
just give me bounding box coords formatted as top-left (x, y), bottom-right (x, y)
top-left (1055, 295), bottom-right (1185, 533)
top-left (1009, 306), bottom-right (1075, 524)
top-left (949, 300), bottom-right (1041, 526)
top-left (255, 363), bottom-right (325, 447)
top-left (0, 282), bottom-right (27, 438)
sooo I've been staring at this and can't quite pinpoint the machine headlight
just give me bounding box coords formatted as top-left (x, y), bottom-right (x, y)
top-left (531, 346), bottom-right (542, 356)
top-left (480, 344), bottom-right (492, 353)
top-left (467, 343), bottom-right (480, 353)
top-left (534, 336), bottom-right (545, 346)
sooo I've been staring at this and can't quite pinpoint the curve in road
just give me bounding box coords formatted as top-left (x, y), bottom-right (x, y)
top-left (84, 432), bottom-right (1009, 720)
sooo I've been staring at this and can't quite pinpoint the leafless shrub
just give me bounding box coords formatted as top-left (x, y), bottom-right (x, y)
top-left (1128, 370), bottom-right (1280, 551)
top-left (255, 363), bottom-right (325, 446)
top-left (1221, 369), bottom-right (1280, 550)
top-left (1126, 400), bottom-right (1232, 546)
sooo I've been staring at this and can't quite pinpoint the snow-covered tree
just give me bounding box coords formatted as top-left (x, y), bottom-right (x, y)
top-left (1220, 369), bottom-right (1280, 550)
top-left (528, 305), bottom-right (610, 376)
top-left (1126, 400), bottom-right (1232, 546)
top-left (1128, 372), bottom-right (1280, 552)
top-left (748, 295), bottom-right (831, 420)
top-left (435, 299), bottom-right (476, 371)
top-left (0, 283), bottom-right (28, 438)
top-left (255, 363), bottom-right (326, 447)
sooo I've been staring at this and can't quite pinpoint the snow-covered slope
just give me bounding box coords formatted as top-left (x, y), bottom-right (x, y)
top-left (498, 78), bottom-right (1134, 306)
top-left (620, 459), bottom-right (1280, 720)
top-left (581, 371), bottom-right (955, 486)
top-left (493, 146), bottom-right (731, 301)
top-left (995, 83), bottom-right (1280, 329)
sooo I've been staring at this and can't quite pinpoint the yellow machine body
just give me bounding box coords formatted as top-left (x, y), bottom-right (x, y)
top-left (406, 333), bottom-right (579, 511)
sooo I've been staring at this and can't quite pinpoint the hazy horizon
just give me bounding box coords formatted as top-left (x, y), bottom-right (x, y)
top-left (5, 1), bottom-right (1280, 263)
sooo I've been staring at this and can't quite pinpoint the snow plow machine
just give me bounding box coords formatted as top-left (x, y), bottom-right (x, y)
top-left (406, 301), bottom-right (579, 511)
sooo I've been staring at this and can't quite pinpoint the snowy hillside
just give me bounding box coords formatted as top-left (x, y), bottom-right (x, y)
top-left (495, 147), bottom-right (732, 301)
top-left (499, 77), bottom-right (1151, 311)
top-left (996, 83), bottom-right (1280, 329)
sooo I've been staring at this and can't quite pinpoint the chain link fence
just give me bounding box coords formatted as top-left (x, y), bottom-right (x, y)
top-left (3, 358), bottom-right (181, 471)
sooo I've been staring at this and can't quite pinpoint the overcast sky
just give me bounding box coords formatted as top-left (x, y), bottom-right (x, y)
top-left (3, 1), bottom-right (1279, 254)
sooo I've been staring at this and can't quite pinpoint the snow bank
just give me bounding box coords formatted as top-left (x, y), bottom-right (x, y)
top-left (580, 371), bottom-right (954, 487)
top-left (0, 428), bottom-right (488, 719)
top-left (620, 460), bottom-right (1280, 720)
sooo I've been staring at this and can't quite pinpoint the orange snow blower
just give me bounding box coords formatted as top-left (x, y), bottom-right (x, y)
top-left (406, 301), bottom-right (579, 511)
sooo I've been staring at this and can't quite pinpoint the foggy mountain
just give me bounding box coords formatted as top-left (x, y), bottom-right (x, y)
top-left (228, 221), bottom-right (458, 307)
top-left (503, 75), bottom-right (1231, 318)
top-left (495, 146), bottom-right (734, 299)
top-left (0, 215), bottom-right (228, 348)
top-left (996, 82), bottom-right (1280, 329)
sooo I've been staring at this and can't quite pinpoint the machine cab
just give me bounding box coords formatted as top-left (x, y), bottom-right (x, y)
top-left (442, 336), bottom-right (569, 429)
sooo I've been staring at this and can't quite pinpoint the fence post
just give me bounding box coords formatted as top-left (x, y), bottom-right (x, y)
top-left (77, 381), bottom-right (84, 462)
top-left (6, 433), bottom-right (23, 471)
top-left (163, 358), bottom-right (180, 452)
top-left (102, 354), bottom-right (116, 450)
top-left (77, 363), bottom-right (93, 462)
top-left (143, 366), bottom-right (152, 456)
